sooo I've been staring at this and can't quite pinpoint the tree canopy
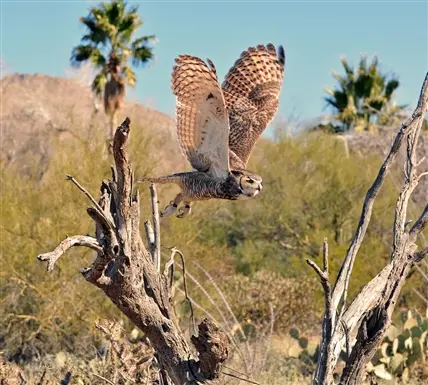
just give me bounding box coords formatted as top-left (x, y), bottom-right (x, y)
top-left (70, 0), bottom-right (156, 139)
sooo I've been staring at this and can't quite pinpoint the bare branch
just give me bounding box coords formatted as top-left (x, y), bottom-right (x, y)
top-left (409, 203), bottom-right (428, 242)
top-left (306, 239), bottom-right (332, 321)
top-left (222, 371), bottom-right (261, 385)
top-left (66, 175), bottom-right (103, 213)
top-left (144, 220), bottom-right (156, 260)
top-left (414, 246), bottom-right (428, 262)
top-left (92, 373), bottom-right (115, 385)
top-left (392, 123), bottom-right (424, 251)
top-left (309, 239), bottom-right (334, 383)
top-left (67, 174), bottom-right (116, 232)
top-left (306, 258), bottom-right (327, 281)
top-left (322, 237), bottom-right (329, 274)
top-left (150, 183), bottom-right (161, 271)
top-left (164, 248), bottom-right (196, 333)
top-left (37, 235), bottom-right (102, 272)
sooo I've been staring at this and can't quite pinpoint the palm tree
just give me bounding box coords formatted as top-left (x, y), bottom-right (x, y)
top-left (324, 56), bottom-right (405, 132)
top-left (71, 0), bottom-right (155, 140)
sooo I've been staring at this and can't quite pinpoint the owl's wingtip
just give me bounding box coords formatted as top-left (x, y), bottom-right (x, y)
top-left (278, 45), bottom-right (285, 66)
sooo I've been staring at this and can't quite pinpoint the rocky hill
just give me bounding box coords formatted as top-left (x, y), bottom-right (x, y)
top-left (1, 73), bottom-right (186, 176)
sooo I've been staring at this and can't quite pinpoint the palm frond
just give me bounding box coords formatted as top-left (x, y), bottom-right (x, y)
top-left (324, 96), bottom-right (340, 110)
top-left (122, 66), bottom-right (136, 87)
top-left (131, 35), bottom-right (156, 47)
top-left (79, 16), bottom-right (108, 44)
top-left (325, 90), bottom-right (349, 111)
top-left (358, 56), bottom-right (368, 74)
top-left (70, 45), bottom-right (106, 68)
top-left (118, 10), bottom-right (141, 43)
top-left (332, 72), bottom-right (348, 91)
top-left (92, 71), bottom-right (108, 96)
top-left (104, 0), bottom-right (124, 27)
top-left (340, 56), bottom-right (354, 79)
top-left (324, 87), bottom-right (335, 96)
top-left (385, 79), bottom-right (400, 99)
top-left (131, 40), bottom-right (154, 67)
top-left (88, 5), bottom-right (117, 41)
top-left (368, 56), bottom-right (379, 76)
top-left (355, 73), bottom-right (373, 99)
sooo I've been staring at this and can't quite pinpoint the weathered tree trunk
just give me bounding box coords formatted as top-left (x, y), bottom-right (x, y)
top-left (37, 118), bottom-right (230, 384)
top-left (309, 72), bottom-right (428, 385)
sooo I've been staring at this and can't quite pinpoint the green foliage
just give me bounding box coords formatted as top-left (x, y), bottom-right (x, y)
top-left (70, 0), bottom-right (156, 96)
top-left (368, 309), bottom-right (428, 382)
top-left (324, 55), bottom-right (405, 132)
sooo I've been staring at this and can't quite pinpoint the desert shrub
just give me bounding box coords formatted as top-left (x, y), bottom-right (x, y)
top-left (222, 270), bottom-right (321, 335)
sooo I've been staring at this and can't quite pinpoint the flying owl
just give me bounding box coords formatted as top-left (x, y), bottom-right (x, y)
top-left (139, 43), bottom-right (285, 218)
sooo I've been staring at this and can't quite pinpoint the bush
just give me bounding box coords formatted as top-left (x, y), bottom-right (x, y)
top-left (222, 270), bottom-right (321, 335)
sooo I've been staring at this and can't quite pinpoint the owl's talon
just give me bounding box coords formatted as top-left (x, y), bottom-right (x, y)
top-left (160, 201), bottom-right (178, 218)
top-left (176, 204), bottom-right (191, 219)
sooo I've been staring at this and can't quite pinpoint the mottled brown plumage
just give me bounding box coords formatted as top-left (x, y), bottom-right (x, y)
top-left (139, 44), bottom-right (285, 218)
top-left (172, 55), bottom-right (230, 178)
top-left (223, 43), bottom-right (285, 170)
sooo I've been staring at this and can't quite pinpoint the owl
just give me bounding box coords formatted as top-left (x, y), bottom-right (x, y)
top-left (139, 43), bottom-right (285, 218)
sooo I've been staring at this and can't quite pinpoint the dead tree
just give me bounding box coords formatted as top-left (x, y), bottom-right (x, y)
top-left (37, 118), bottom-right (229, 384)
top-left (308, 72), bottom-right (428, 385)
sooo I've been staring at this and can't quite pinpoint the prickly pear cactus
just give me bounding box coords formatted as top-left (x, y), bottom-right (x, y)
top-left (367, 309), bottom-right (428, 382)
top-left (289, 328), bottom-right (319, 364)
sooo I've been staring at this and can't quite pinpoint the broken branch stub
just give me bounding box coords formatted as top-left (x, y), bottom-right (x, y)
top-left (37, 117), bottom-right (230, 385)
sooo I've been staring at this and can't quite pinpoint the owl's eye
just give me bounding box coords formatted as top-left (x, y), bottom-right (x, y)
top-left (247, 179), bottom-right (254, 184)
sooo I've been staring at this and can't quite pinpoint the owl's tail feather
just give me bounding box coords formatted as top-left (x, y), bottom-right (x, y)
top-left (138, 175), bottom-right (181, 185)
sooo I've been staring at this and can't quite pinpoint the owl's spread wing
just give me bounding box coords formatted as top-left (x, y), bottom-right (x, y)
top-left (172, 55), bottom-right (230, 179)
top-left (222, 44), bottom-right (285, 169)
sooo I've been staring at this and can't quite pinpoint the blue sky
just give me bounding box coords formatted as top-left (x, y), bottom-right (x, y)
top-left (1, 0), bottom-right (427, 129)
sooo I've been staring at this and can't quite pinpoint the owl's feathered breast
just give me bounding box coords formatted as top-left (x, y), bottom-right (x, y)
top-left (176, 172), bottom-right (241, 201)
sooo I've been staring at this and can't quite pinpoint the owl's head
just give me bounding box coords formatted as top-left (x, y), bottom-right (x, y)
top-left (231, 170), bottom-right (263, 199)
